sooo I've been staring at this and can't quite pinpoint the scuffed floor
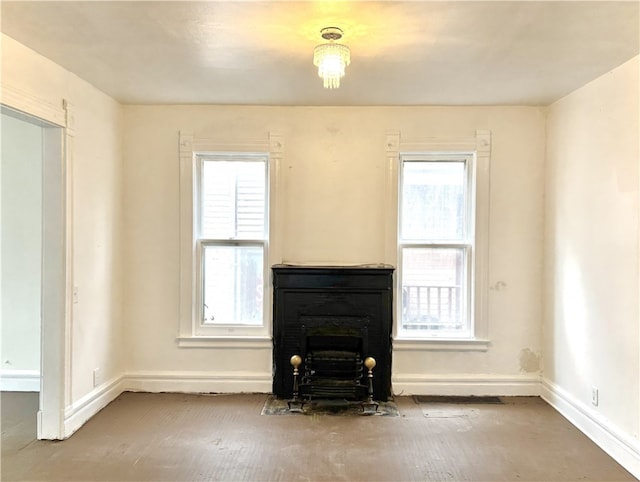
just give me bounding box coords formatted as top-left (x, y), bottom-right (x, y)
top-left (1, 392), bottom-right (635, 481)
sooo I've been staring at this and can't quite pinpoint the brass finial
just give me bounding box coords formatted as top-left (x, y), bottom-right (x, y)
top-left (290, 354), bottom-right (302, 368)
top-left (364, 357), bottom-right (376, 370)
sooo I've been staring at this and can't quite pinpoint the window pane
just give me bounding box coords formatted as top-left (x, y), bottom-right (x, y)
top-left (401, 247), bottom-right (466, 331)
top-left (203, 245), bottom-right (263, 325)
top-left (201, 160), bottom-right (265, 240)
top-left (401, 161), bottom-right (466, 241)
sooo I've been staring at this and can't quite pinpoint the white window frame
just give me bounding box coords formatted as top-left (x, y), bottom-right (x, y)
top-left (398, 153), bottom-right (475, 339)
top-left (196, 154), bottom-right (268, 331)
top-left (178, 131), bottom-right (283, 345)
top-left (384, 131), bottom-right (491, 351)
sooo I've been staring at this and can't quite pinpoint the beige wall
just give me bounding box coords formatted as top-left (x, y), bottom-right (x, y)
top-left (123, 105), bottom-right (546, 390)
top-left (544, 56), bottom-right (639, 443)
top-left (1, 33), bottom-right (125, 404)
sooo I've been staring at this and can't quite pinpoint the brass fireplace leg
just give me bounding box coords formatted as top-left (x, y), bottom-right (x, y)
top-left (362, 357), bottom-right (379, 414)
top-left (287, 354), bottom-right (304, 412)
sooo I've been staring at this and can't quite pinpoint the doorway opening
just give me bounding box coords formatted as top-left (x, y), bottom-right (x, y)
top-left (1, 105), bottom-right (67, 440)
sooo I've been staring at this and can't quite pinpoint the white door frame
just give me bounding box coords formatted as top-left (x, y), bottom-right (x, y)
top-left (1, 86), bottom-right (74, 440)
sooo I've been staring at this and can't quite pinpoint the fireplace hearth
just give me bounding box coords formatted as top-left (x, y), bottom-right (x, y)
top-left (272, 265), bottom-right (394, 402)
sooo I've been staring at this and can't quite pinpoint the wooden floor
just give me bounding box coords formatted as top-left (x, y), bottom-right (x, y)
top-left (1, 391), bottom-right (635, 481)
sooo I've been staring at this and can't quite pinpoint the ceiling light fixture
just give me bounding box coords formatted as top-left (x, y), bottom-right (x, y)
top-left (313, 27), bottom-right (351, 89)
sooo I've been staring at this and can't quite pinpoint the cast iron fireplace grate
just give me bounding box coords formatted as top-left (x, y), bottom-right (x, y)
top-left (299, 349), bottom-right (368, 400)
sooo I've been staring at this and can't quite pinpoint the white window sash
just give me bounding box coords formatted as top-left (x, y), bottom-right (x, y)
top-left (398, 243), bottom-right (473, 339)
top-left (196, 239), bottom-right (266, 331)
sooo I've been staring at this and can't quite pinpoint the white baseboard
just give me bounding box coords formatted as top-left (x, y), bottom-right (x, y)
top-left (122, 370), bottom-right (272, 394)
top-left (392, 373), bottom-right (541, 396)
top-left (63, 376), bottom-right (125, 438)
top-left (541, 378), bottom-right (640, 480)
top-left (0, 369), bottom-right (40, 392)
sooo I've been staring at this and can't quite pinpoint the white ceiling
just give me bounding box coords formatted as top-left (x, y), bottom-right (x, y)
top-left (1, 1), bottom-right (638, 106)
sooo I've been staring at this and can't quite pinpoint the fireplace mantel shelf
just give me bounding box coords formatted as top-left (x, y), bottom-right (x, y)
top-left (274, 263), bottom-right (394, 269)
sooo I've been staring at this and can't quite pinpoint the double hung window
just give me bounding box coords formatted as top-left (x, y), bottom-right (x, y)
top-left (398, 153), bottom-right (475, 338)
top-left (195, 154), bottom-right (268, 332)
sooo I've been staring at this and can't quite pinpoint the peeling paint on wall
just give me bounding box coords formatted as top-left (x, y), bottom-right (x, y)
top-left (519, 348), bottom-right (540, 373)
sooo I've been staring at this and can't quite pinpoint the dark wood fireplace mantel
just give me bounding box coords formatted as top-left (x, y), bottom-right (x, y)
top-left (272, 264), bottom-right (394, 401)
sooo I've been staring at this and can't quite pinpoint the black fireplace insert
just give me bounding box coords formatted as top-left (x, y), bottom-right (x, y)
top-left (272, 264), bottom-right (394, 402)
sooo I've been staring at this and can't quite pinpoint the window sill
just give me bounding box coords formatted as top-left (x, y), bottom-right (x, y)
top-left (392, 338), bottom-right (491, 352)
top-left (176, 336), bottom-right (272, 349)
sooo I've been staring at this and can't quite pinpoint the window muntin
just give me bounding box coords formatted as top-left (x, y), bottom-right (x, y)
top-left (196, 156), bottom-right (268, 329)
top-left (399, 155), bottom-right (474, 338)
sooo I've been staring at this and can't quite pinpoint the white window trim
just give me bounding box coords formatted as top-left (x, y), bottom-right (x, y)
top-left (384, 130), bottom-right (491, 348)
top-left (178, 131), bottom-right (283, 346)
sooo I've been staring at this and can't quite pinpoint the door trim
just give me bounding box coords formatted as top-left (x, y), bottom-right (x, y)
top-left (2, 85), bottom-right (73, 440)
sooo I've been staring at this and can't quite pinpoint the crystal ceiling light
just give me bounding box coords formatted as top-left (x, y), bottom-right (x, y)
top-left (313, 27), bottom-right (351, 89)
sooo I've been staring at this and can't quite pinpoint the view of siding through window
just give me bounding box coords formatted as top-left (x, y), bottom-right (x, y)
top-left (400, 160), bottom-right (468, 333)
top-left (201, 160), bottom-right (266, 325)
